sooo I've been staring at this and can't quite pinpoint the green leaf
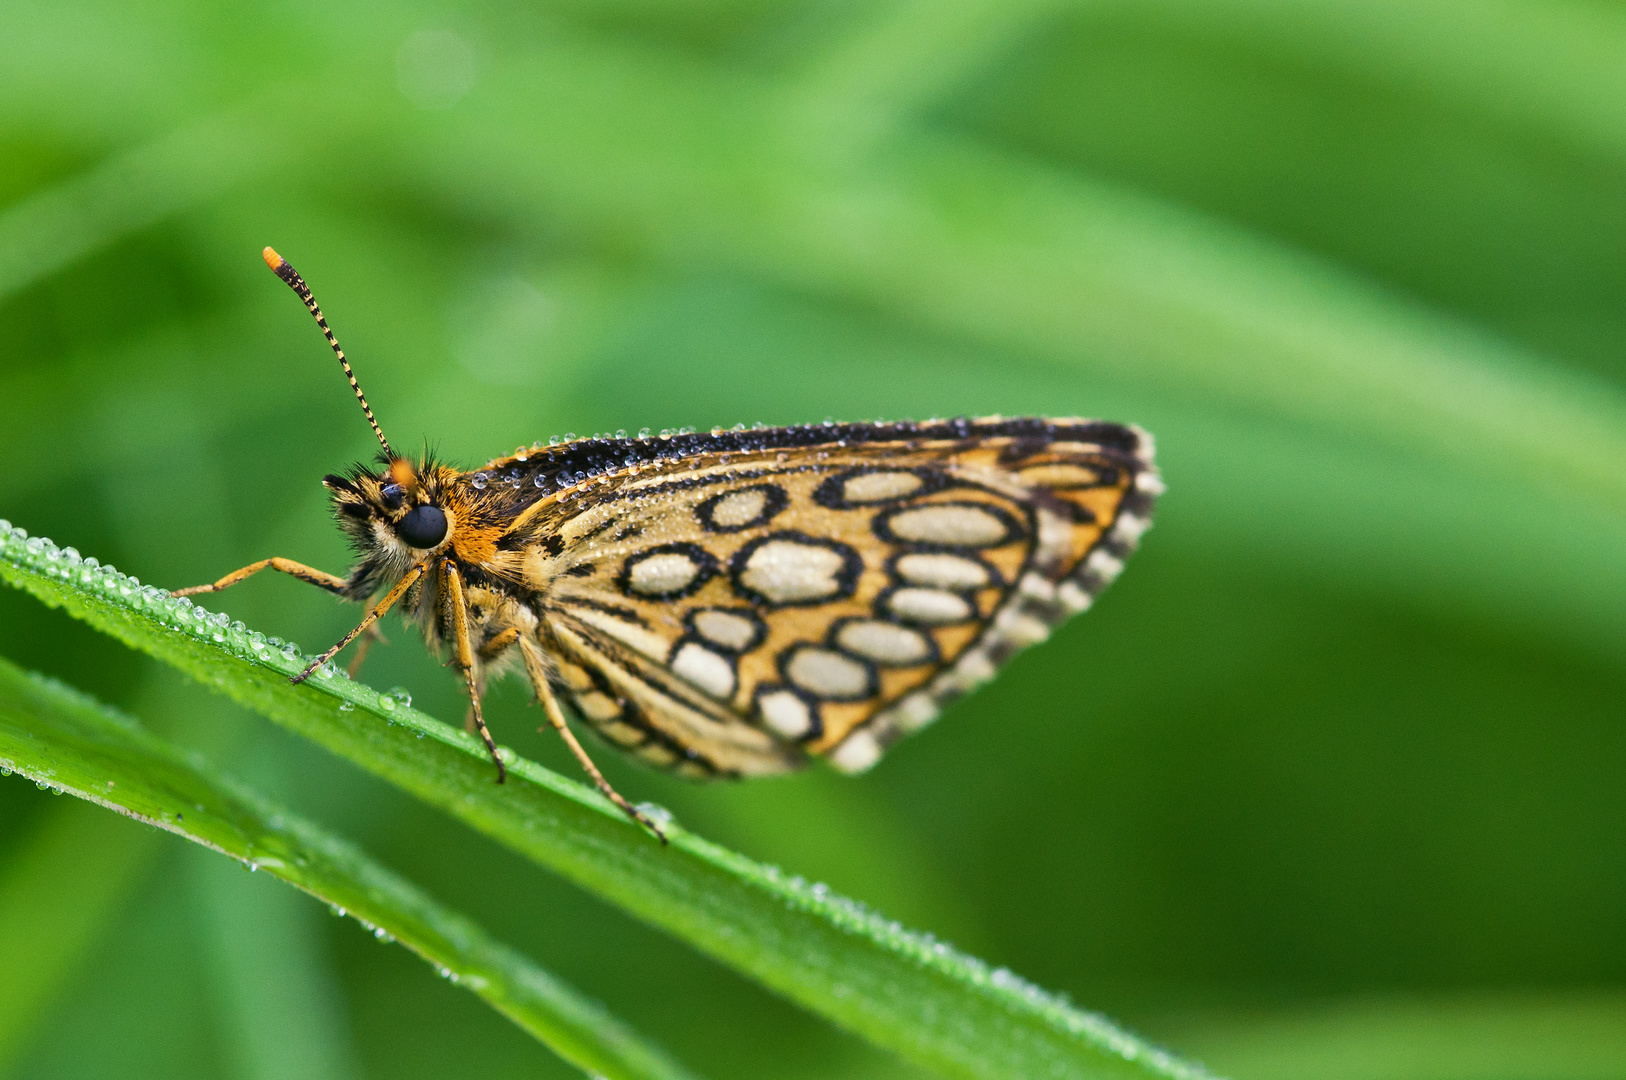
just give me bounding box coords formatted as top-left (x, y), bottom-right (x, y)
top-left (0, 522), bottom-right (1217, 1080)
top-left (0, 798), bottom-right (161, 1070)
top-left (0, 653), bottom-right (700, 1080)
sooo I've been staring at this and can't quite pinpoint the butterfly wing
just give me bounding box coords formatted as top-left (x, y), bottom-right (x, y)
top-left (502, 418), bottom-right (1158, 777)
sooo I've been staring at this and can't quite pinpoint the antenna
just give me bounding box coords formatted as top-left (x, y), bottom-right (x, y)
top-left (262, 247), bottom-right (393, 458)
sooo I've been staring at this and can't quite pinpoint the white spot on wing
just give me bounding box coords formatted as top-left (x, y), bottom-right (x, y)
top-left (757, 690), bottom-right (814, 739)
top-left (1111, 511), bottom-right (1151, 545)
top-left (842, 471), bottom-right (923, 502)
top-left (828, 730), bottom-right (882, 774)
top-left (627, 551), bottom-right (699, 596)
top-left (885, 504), bottom-right (1010, 546)
top-left (709, 488), bottom-right (768, 528)
top-left (1084, 549), bottom-right (1125, 582)
top-left (1017, 463), bottom-right (1102, 488)
top-left (1135, 470), bottom-right (1166, 495)
top-left (835, 620), bottom-right (932, 665)
top-left (785, 647), bottom-right (872, 699)
top-left (894, 553), bottom-right (989, 590)
top-left (692, 610), bottom-right (759, 651)
top-left (949, 648), bottom-right (995, 688)
top-left (887, 587), bottom-right (972, 625)
top-left (891, 692), bottom-right (938, 733)
top-left (740, 540), bottom-right (846, 604)
top-left (1017, 572), bottom-right (1055, 601)
top-left (671, 642), bottom-right (736, 699)
top-left (1057, 580), bottom-right (1094, 612)
top-left (992, 607), bottom-right (1051, 647)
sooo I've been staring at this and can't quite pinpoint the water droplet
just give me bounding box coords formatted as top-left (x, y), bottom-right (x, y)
top-left (378, 696), bottom-right (395, 711)
top-left (471, 472), bottom-right (488, 490)
top-left (533, 474), bottom-right (549, 489)
top-left (385, 687), bottom-right (412, 709)
top-left (637, 427), bottom-right (650, 438)
top-left (338, 701), bottom-right (355, 712)
top-left (635, 802), bottom-right (675, 826)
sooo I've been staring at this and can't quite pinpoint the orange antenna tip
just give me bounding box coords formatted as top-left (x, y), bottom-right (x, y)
top-left (262, 247), bottom-right (284, 270)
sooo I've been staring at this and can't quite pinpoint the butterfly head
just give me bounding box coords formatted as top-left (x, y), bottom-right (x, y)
top-left (324, 456), bottom-right (458, 558)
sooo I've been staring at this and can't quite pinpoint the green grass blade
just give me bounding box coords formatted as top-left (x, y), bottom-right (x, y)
top-left (0, 521), bottom-right (1218, 1080)
top-left (0, 651), bottom-right (701, 1080)
top-left (0, 799), bottom-right (162, 1070)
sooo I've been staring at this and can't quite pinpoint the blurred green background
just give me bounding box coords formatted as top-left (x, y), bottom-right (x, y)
top-left (3, 2), bottom-right (1626, 1078)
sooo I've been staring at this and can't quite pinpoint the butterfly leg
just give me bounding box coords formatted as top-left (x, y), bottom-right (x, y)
top-left (517, 637), bottom-right (668, 844)
top-left (442, 561), bottom-right (507, 784)
top-left (172, 558), bottom-right (348, 598)
top-left (292, 561), bottom-right (428, 683)
top-left (450, 628), bottom-right (522, 733)
top-left (345, 624), bottom-right (390, 678)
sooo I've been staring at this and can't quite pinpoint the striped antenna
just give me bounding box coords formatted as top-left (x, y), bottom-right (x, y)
top-left (262, 247), bottom-right (393, 458)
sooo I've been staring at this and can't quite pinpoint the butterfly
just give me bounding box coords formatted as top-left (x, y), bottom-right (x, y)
top-left (175, 249), bottom-right (1162, 842)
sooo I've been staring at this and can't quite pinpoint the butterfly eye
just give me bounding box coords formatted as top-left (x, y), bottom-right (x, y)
top-left (380, 483), bottom-right (406, 510)
top-left (396, 505), bottom-right (448, 548)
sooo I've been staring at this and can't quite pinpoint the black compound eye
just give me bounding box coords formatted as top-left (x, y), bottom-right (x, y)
top-left (380, 483), bottom-right (406, 510)
top-left (397, 505), bottom-right (448, 548)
